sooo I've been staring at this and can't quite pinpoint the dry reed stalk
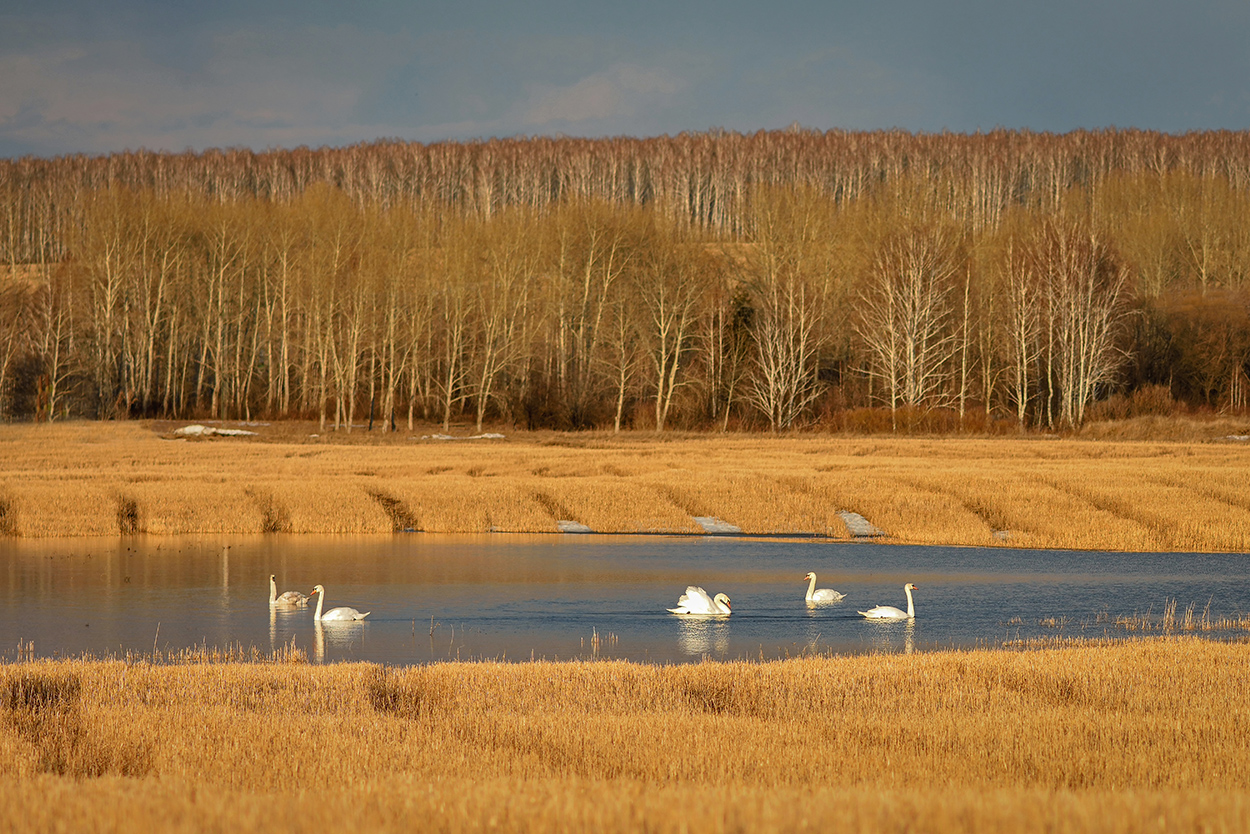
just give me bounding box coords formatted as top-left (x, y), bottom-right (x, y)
top-left (4, 423), bottom-right (1250, 551)
top-left (2, 641), bottom-right (1250, 831)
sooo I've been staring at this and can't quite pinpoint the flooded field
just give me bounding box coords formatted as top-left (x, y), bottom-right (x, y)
top-left (2, 535), bottom-right (1247, 664)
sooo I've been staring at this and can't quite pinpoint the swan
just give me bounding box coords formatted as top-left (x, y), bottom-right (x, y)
top-left (804, 572), bottom-right (845, 603)
top-left (667, 586), bottom-right (732, 616)
top-left (269, 574), bottom-right (309, 607)
top-left (310, 584), bottom-right (370, 621)
top-left (858, 583), bottom-right (918, 620)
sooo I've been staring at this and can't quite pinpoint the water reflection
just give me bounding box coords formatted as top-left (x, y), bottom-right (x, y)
top-left (676, 617), bottom-right (731, 656)
top-left (313, 620), bottom-right (367, 663)
top-left (862, 619), bottom-right (916, 654)
top-left (3, 535), bottom-right (1249, 665)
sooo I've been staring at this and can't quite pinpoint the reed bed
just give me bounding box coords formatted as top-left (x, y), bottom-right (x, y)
top-left (2, 640), bottom-right (1250, 831)
top-left (3, 422), bottom-right (1250, 551)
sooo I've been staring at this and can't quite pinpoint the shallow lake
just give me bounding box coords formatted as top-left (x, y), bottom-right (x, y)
top-left (1, 535), bottom-right (1247, 665)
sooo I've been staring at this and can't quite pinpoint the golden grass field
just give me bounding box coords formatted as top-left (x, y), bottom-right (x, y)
top-left (5, 420), bottom-right (1250, 831)
top-left (2, 640), bottom-right (1249, 832)
top-left (2, 419), bottom-right (1250, 551)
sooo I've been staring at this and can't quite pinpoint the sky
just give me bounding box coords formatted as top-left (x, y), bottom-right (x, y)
top-left (2, 0), bottom-right (1249, 158)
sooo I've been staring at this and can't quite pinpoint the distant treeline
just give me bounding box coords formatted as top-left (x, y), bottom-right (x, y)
top-left (1, 128), bottom-right (1249, 431)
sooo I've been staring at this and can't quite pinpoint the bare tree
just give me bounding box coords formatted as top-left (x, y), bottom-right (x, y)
top-left (599, 289), bottom-right (645, 432)
top-left (469, 212), bottom-right (535, 432)
top-left (1003, 237), bottom-right (1043, 428)
top-left (857, 224), bottom-right (961, 426)
top-left (741, 189), bottom-right (834, 431)
top-left (549, 202), bottom-right (635, 427)
top-left (1032, 220), bottom-right (1132, 427)
top-left (635, 227), bottom-right (705, 431)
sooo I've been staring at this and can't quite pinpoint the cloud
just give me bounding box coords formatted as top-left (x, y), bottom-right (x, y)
top-left (0, 22), bottom-right (420, 155)
top-left (521, 64), bottom-right (685, 127)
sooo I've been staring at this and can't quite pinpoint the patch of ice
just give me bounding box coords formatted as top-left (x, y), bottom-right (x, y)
top-left (419, 433), bottom-right (506, 441)
top-left (838, 511), bottom-right (884, 538)
top-left (693, 516), bottom-right (743, 534)
top-left (173, 424), bottom-right (258, 438)
top-left (557, 520), bottom-right (593, 534)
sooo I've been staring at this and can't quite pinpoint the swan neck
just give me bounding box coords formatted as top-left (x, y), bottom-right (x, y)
top-left (314, 591), bottom-right (324, 621)
top-left (269, 577), bottom-right (276, 604)
top-left (905, 585), bottom-right (914, 618)
top-left (806, 575), bottom-right (816, 601)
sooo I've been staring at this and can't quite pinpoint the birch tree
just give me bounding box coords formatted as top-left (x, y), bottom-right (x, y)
top-left (742, 189), bottom-right (833, 431)
top-left (1032, 221), bottom-right (1132, 427)
top-left (857, 224), bottom-right (961, 426)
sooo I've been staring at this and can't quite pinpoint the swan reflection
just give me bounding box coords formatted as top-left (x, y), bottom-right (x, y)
top-left (863, 618), bottom-right (916, 654)
top-left (268, 606), bottom-right (305, 654)
top-left (313, 619), bottom-right (366, 663)
top-left (677, 618), bottom-right (730, 656)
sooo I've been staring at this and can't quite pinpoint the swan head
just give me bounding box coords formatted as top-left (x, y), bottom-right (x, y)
top-left (311, 584), bottom-right (324, 596)
top-left (269, 574), bottom-right (276, 582)
top-left (713, 593), bottom-right (731, 611)
top-left (905, 583), bottom-right (918, 591)
top-left (804, 572), bottom-right (816, 581)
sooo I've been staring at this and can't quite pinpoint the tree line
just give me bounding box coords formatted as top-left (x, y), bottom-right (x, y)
top-left (1, 128), bottom-right (1249, 432)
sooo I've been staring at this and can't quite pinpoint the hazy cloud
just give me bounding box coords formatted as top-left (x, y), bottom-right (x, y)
top-left (2, 0), bottom-right (1250, 157)
top-left (521, 65), bottom-right (684, 126)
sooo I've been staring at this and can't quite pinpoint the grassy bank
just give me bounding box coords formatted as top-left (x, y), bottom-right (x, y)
top-left (2, 640), bottom-right (1249, 832)
top-left (2, 421), bottom-right (1250, 551)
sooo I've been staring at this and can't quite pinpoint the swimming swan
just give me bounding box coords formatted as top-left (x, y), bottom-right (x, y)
top-left (804, 572), bottom-right (845, 603)
top-left (310, 584), bottom-right (370, 621)
top-left (858, 583), bottom-right (918, 620)
top-left (269, 574), bottom-right (309, 607)
top-left (667, 586), bottom-right (732, 615)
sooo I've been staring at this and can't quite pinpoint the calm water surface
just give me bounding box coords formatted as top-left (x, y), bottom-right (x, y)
top-left (1, 535), bottom-right (1247, 664)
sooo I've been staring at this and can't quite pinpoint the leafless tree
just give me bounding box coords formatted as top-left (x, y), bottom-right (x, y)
top-left (858, 225), bottom-right (961, 426)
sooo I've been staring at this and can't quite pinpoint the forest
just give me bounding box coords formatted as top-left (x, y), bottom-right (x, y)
top-left (1, 128), bottom-right (1249, 432)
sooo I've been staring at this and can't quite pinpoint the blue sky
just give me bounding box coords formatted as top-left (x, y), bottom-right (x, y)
top-left (2, 0), bottom-right (1248, 158)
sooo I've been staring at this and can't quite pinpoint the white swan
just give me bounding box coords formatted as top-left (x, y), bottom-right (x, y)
top-left (804, 572), bottom-right (845, 603)
top-left (667, 586), bottom-right (732, 616)
top-left (269, 574), bottom-right (309, 607)
top-left (859, 583), bottom-right (918, 620)
top-left (310, 584), bottom-right (370, 621)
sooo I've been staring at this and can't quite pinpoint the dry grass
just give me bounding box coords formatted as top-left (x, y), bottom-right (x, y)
top-left (2, 640), bottom-right (1249, 831)
top-left (2, 421), bottom-right (1250, 550)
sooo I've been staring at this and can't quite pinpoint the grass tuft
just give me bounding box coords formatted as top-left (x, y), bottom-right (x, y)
top-left (115, 496), bottom-right (140, 535)
top-left (0, 494), bottom-right (16, 536)
top-left (365, 489), bottom-right (420, 532)
top-left (247, 489), bottom-right (291, 533)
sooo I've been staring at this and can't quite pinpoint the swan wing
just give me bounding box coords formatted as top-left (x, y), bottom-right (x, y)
top-left (275, 590), bottom-right (309, 606)
top-left (811, 589), bottom-right (845, 602)
top-left (673, 586), bottom-right (715, 614)
top-left (859, 605), bottom-right (907, 619)
top-left (323, 607), bottom-right (369, 621)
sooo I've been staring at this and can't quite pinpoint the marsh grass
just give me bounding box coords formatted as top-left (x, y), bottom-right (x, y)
top-left (3, 422), bottom-right (1250, 552)
top-left (3, 640), bottom-right (1250, 831)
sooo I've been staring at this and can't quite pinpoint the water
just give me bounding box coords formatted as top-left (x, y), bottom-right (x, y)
top-left (1, 535), bottom-right (1247, 665)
